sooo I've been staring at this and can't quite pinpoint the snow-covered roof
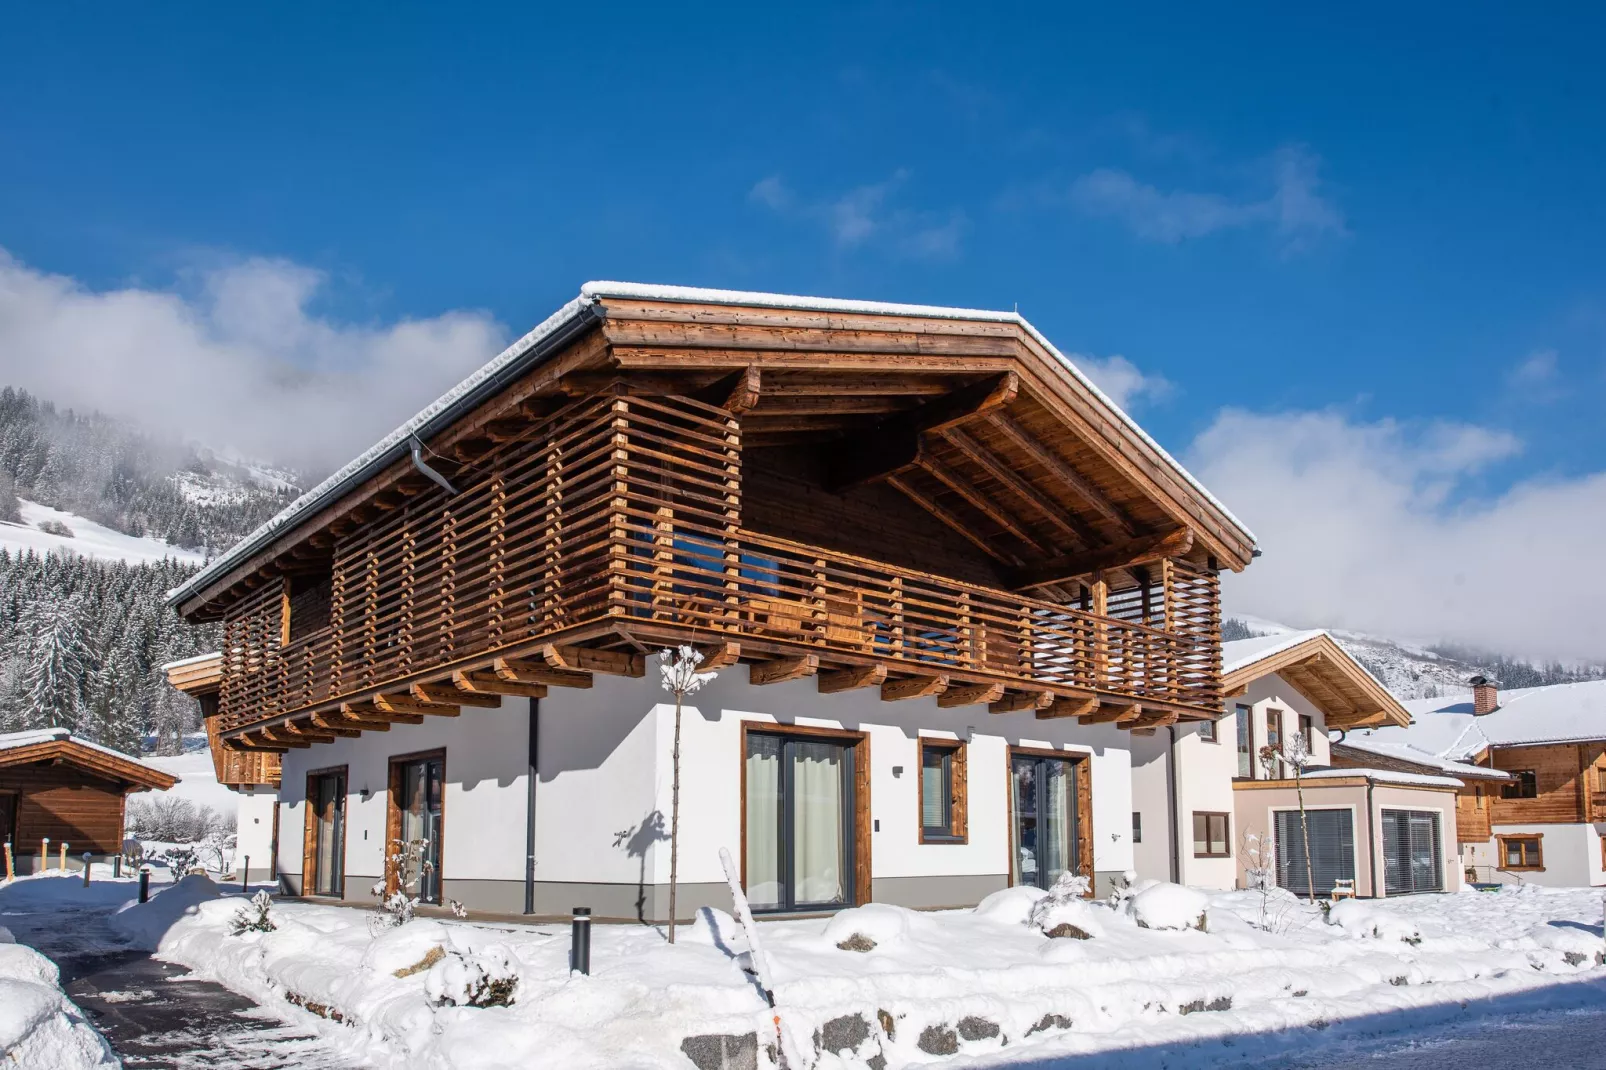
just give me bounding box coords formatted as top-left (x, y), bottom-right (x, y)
top-left (0, 727), bottom-right (73, 751)
top-left (167, 281), bottom-right (1257, 610)
top-left (1333, 735), bottom-right (1509, 780)
top-left (0, 728), bottom-right (178, 788)
top-left (160, 651), bottom-right (224, 672)
top-left (1300, 767), bottom-right (1465, 789)
top-left (1222, 630), bottom-right (1328, 674)
top-left (1356, 678), bottom-right (1606, 760)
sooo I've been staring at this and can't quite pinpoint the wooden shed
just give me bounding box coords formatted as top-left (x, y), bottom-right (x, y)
top-left (0, 728), bottom-right (177, 876)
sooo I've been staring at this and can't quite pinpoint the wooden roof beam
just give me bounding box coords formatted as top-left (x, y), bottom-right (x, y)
top-left (988, 412), bottom-right (1139, 537)
top-left (824, 371), bottom-right (1019, 491)
top-left (696, 642), bottom-right (743, 670)
top-left (1036, 695), bottom-right (1100, 720)
top-left (818, 663), bottom-right (887, 694)
top-left (882, 674), bottom-right (949, 701)
top-left (917, 450), bottom-right (1047, 553)
top-left (941, 427), bottom-right (1101, 549)
top-left (1007, 528), bottom-right (1194, 592)
top-left (885, 474), bottom-right (1016, 565)
top-left (453, 670), bottom-right (548, 699)
top-left (414, 681), bottom-right (500, 709)
top-left (694, 366), bottom-right (761, 414)
top-left (541, 644), bottom-right (645, 678)
top-left (989, 689), bottom-right (1055, 714)
top-left (750, 654), bottom-right (819, 685)
top-left (1079, 700), bottom-right (1141, 725)
top-left (373, 692), bottom-right (461, 717)
top-left (340, 702), bottom-right (425, 725)
top-left (494, 657), bottom-right (593, 689)
top-left (938, 682), bottom-right (1006, 708)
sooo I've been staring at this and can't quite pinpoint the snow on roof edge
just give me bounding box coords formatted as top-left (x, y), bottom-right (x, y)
top-left (0, 727), bottom-right (173, 777)
top-left (160, 651), bottom-right (223, 671)
top-left (1301, 767), bottom-right (1465, 789)
top-left (1222, 629), bottom-right (1328, 675)
top-left (1334, 736), bottom-right (1508, 779)
top-left (170, 281), bottom-right (1258, 609)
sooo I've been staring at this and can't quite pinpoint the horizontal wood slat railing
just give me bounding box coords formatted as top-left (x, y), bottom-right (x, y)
top-left (215, 393), bottom-right (1222, 737)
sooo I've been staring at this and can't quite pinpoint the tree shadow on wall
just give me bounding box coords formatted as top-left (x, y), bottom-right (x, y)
top-left (614, 810), bottom-right (668, 925)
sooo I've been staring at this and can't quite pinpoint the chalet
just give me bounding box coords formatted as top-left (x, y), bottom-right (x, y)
top-left (1134, 630), bottom-right (1472, 897)
top-left (1353, 676), bottom-right (1606, 887)
top-left (165, 652), bottom-right (281, 884)
top-left (0, 727), bottom-right (177, 876)
top-left (166, 282), bottom-right (1256, 920)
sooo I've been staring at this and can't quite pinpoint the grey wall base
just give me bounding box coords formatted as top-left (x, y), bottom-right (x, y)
top-left (870, 873), bottom-right (1008, 909)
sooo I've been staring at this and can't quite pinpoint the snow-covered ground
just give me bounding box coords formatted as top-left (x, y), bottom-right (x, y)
top-left (0, 500), bottom-right (207, 566)
top-left (0, 882), bottom-right (121, 1069)
top-left (131, 879), bottom-right (1606, 1070)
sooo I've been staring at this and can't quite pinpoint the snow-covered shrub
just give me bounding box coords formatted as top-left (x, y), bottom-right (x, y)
top-left (369, 838), bottom-right (436, 934)
top-left (425, 945), bottom-right (519, 1008)
top-left (1105, 870), bottom-right (1141, 910)
top-left (1326, 900), bottom-right (1420, 944)
top-left (229, 890), bottom-right (276, 935)
top-left (125, 796), bottom-right (229, 843)
top-left (823, 904), bottom-right (927, 951)
top-left (36, 518), bottom-right (73, 538)
top-left (1125, 882), bottom-right (1209, 932)
top-left (973, 886), bottom-right (1048, 925)
top-left (683, 906), bottom-right (741, 947)
top-left (1029, 872), bottom-right (1106, 938)
top-left (156, 844), bottom-right (202, 876)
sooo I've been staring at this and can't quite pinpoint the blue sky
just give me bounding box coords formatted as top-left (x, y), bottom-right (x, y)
top-left (2, 3), bottom-right (1602, 654)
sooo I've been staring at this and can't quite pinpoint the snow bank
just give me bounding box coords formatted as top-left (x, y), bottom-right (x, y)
top-left (1126, 882), bottom-right (1210, 931)
top-left (1328, 899), bottom-right (1421, 943)
top-left (973, 886), bottom-right (1047, 925)
top-left (0, 941), bottom-right (118, 1068)
top-left (822, 903), bottom-right (930, 950)
top-left (111, 873), bottom-right (220, 949)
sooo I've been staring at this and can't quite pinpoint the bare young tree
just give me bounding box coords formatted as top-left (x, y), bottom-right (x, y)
top-left (1262, 731), bottom-right (1317, 901)
top-left (659, 644), bottom-right (718, 944)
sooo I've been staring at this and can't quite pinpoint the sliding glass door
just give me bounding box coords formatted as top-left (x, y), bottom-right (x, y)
top-left (1011, 754), bottom-right (1081, 890)
top-left (1381, 809), bottom-right (1442, 895)
top-left (395, 754), bottom-right (444, 903)
top-left (745, 731), bottom-right (856, 913)
top-left (307, 768), bottom-right (346, 898)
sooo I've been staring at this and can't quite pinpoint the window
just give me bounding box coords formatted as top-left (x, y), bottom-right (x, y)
top-left (1276, 809), bottom-right (1356, 896)
top-left (388, 751), bottom-right (445, 904)
top-left (1265, 710), bottom-right (1282, 753)
top-left (1235, 705), bottom-right (1252, 778)
top-left (283, 569), bottom-right (333, 645)
top-left (1381, 809), bottom-right (1442, 895)
top-left (1132, 811), bottom-right (1142, 844)
top-left (1192, 812), bottom-right (1230, 857)
top-left (1298, 714), bottom-right (1316, 751)
top-left (1502, 770), bottom-right (1538, 799)
top-left (1500, 835), bottom-right (1542, 870)
top-left (1198, 717), bottom-right (1218, 743)
top-left (919, 741), bottom-right (967, 843)
top-left (303, 767), bottom-right (347, 898)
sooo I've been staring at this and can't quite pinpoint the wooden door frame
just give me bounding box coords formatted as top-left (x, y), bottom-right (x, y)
top-left (386, 748), bottom-right (448, 900)
top-left (738, 721), bottom-right (871, 911)
top-left (1004, 745), bottom-right (1095, 893)
top-left (301, 765), bottom-right (348, 898)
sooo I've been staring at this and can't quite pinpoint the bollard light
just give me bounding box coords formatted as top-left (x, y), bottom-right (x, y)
top-left (138, 867), bottom-right (151, 904)
top-left (113, 854), bottom-right (121, 879)
top-left (571, 907), bottom-right (592, 975)
top-left (241, 856), bottom-right (250, 891)
top-left (81, 852), bottom-right (91, 887)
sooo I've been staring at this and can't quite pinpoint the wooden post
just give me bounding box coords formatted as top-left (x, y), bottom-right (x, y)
top-left (891, 575), bottom-right (905, 658)
top-left (1091, 572), bottom-right (1109, 687)
top-left (488, 463), bottom-right (507, 642)
top-left (958, 590), bottom-right (974, 668)
top-left (607, 400), bottom-right (632, 617)
top-left (3, 840), bottom-right (13, 881)
top-left (59, 842), bottom-right (68, 872)
top-left (722, 413), bottom-right (742, 631)
top-left (40, 837), bottom-right (48, 873)
top-left (652, 505), bottom-right (675, 620)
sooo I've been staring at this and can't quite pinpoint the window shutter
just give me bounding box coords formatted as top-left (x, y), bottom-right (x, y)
top-left (1276, 809), bottom-right (1355, 896)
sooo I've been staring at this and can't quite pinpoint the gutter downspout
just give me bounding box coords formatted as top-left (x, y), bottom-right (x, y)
top-left (524, 698), bottom-right (539, 915)
top-left (1166, 725), bottom-right (1181, 884)
top-left (1365, 776), bottom-right (1379, 899)
top-left (410, 435), bottom-right (460, 495)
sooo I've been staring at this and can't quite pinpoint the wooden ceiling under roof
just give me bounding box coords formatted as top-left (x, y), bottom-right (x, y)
top-left (1222, 633), bottom-right (1410, 730)
top-left (182, 293), bottom-right (1255, 619)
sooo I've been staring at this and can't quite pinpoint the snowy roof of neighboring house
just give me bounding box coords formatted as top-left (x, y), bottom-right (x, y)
top-left (166, 281), bottom-right (1257, 611)
top-left (1220, 630), bottom-right (1410, 729)
top-left (1332, 736), bottom-right (1509, 780)
top-left (1299, 767), bottom-right (1465, 789)
top-left (1354, 678), bottom-right (1606, 760)
top-left (0, 728), bottom-right (178, 790)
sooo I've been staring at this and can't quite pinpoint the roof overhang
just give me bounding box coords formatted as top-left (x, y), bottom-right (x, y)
top-left (1222, 632), bottom-right (1410, 729)
top-left (165, 651), bottom-right (224, 697)
top-left (0, 738), bottom-right (178, 792)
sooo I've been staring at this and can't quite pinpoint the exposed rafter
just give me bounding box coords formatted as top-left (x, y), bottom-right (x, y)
top-left (940, 427), bottom-right (1101, 549)
top-left (1006, 528), bottom-right (1194, 591)
top-left (750, 654), bottom-right (819, 685)
top-left (937, 682), bottom-right (1006, 708)
top-left (823, 371), bottom-right (1019, 490)
top-left (882, 674), bottom-right (949, 701)
top-left (987, 412), bottom-right (1139, 537)
top-left (818, 663), bottom-right (887, 694)
top-left (917, 450), bottom-right (1047, 553)
top-left (694, 366), bottom-right (761, 413)
top-left (885, 474), bottom-right (1015, 565)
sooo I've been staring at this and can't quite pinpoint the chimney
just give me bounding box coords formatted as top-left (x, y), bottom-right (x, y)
top-left (1470, 675), bottom-right (1499, 715)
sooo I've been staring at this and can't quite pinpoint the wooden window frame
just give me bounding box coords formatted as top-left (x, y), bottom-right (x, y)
top-left (918, 739), bottom-right (968, 844)
top-left (1004, 745), bottom-right (1095, 892)
top-left (1501, 770), bottom-right (1538, 800)
top-left (386, 748), bottom-right (447, 900)
top-left (1299, 714), bottom-right (1315, 750)
top-left (1198, 717), bottom-right (1219, 744)
top-left (738, 722), bottom-right (872, 911)
top-left (301, 764), bottom-right (348, 899)
top-left (1192, 811), bottom-right (1231, 858)
top-left (1234, 704), bottom-right (1253, 779)
top-left (1497, 834), bottom-right (1543, 871)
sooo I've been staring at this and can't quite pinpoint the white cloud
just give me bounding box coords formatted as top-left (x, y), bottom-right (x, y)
top-left (748, 172), bottom-right (966, 259)
top-left (1508, 348), bottom-right (1564, 400)
top-left (1071, 146), bottom-right (1345, 250)
top-left (1188, 408), bottom-right (1606, 661)
top-left (1072, 353), bottom-right (1173, 411)
top-left (0, 248), bottom-right (507, 473)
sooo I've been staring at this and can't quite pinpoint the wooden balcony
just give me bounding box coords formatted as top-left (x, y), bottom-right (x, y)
top-left (214, 393), bottom-right (1221, 745)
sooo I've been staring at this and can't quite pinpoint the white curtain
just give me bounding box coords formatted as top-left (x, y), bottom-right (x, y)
top-left (745, 736), bottom-right (782, 910)
top-left (1041, 761), bottom-right (1071, 884)
top-left (791, 741), bottom-right (845, 906)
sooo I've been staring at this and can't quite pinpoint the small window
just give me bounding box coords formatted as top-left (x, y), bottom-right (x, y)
top-left (1198, 717), bottom-right (1218, 743)
top-left (1132, 811), bottom-right (1142, 844)
top-left (1299, 714), bottom-right (1316, 750)
top-left (1501, 836), bottom-right (1542, 870)
top-left (1192, 812), bottom-right (1230, 857)
top-left (1235, 705), bottom-right (1252, 778)
top-left (1265, 710), bottom-right (1282, 753)
top-left (1501, 770), bottom-right (1538, 799)
top-left (919, 741), bottom-right (966, 843)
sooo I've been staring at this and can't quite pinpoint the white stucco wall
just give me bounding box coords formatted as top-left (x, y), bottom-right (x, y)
top-left (1231, 673), bottom-right (1332, 776)
top-left (1489, 823), bottom-right (1606, 887)
top-left (234, 789), bottom-right (277, 875)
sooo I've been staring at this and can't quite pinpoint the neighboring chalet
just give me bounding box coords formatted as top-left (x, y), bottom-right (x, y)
top-left (1353, 676), bottom-right (1606, 887)
top-left (167, 283), bottom-right (1256, 920)
top-left (165, 652), bottom-right (280, 884)
top-left (0, 727), bottom-right (176, 876)
top-left (1134, 630), bottom-right (1472, 898)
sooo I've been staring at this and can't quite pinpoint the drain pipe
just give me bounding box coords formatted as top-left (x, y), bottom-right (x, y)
top-left (1166, 725), bottom-right (1181, 884)
top-left (524, 698), bottom-right (540, 914)
top-left (410, 435), bottom-right (460, 495)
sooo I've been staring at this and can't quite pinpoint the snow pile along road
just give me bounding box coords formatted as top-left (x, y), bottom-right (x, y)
top-left (147, 882), bottom-right (1606, 1070)
top-left (0, 924), bottom-right (119, 1069)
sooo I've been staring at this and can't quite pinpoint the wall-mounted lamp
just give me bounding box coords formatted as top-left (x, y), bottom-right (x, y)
top-left (891, 765), bottom-right (904, 778)
top-left (358, 787), bottom-right (372, 801)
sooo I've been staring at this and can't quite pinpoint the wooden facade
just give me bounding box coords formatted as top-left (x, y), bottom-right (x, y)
top-left (167, 653), bottom-right (281, 790)
top-left (172, 291), bottom-right (1255, 760)
top-left (0, 733), bottom-right (177, 862)
top-left (1484, 744), bottom-right (1606, 826)
top-left (1328, 741), bottom-right (1501, 844)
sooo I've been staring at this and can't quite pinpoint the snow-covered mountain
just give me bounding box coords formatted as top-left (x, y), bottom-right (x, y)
top-left (0, 500), bottom-right (208, 566)
top-left (1225, 614), bottom-right (1606, 700)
